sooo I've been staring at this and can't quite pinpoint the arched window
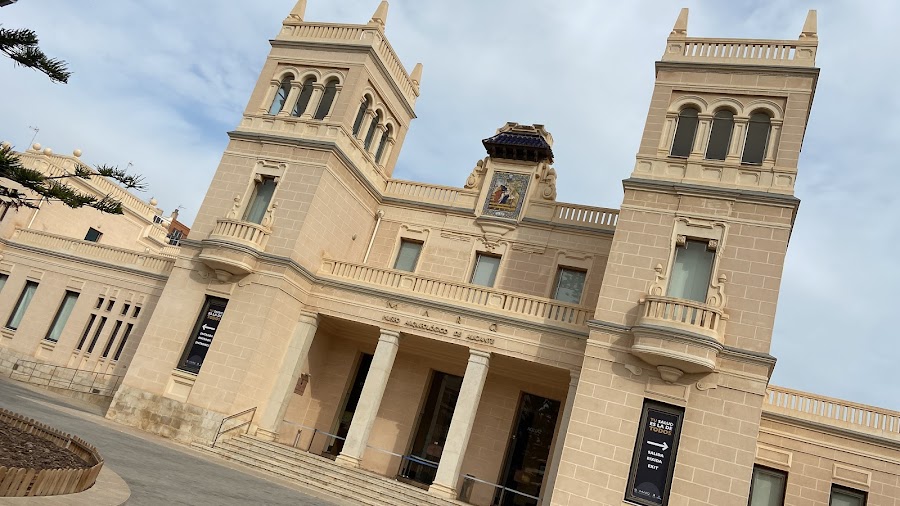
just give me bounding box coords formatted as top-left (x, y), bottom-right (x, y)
top-left (670, 107), bottom-right (699, 158)
top-left (291, 77), bottom-right (316, 117)
top-left (313, 79), bottom-right (339, 120)
top-left (268, 78), bottom-right (291, 115)
top-left (375, 124), bottom-right (393, 164)
top-left (741, 112), bottom-right (772, 165)
top-left (364, 111), bottom-right (382, 150)
top-left (705, 110), bottom-right (734, 161)
top-left (352, 96), bottom-right (371, 136)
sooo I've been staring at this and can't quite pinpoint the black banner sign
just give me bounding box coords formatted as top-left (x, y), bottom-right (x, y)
top-left (626, 401), bottom-right (684, 506)
top-left (178, 297), bottom-right (228, 374)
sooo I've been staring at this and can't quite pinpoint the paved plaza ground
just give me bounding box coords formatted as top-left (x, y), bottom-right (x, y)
top-left (0, 376), bottom-right (344, 505)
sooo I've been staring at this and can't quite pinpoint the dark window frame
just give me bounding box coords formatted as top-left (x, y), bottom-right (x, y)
top-left (6, 280), bottom-right (39, 330)
top-left (705, 109), bottom-right (735, 161)
top-left (393, 239), bottom-right (423, 273)
top-left (670, 107), bottom-right (700, 158)
top-left (552, 266), bottom-right (588, 304)
top-left (830, 485), bottom-right (867, 506)
top-left (44, 290), bottom-right (80, 343)
top-left (747, 465), bottom-right (788, 506)
top-left (84, 227), bottom-right (102, 242)
top-left (469, 252), bottom-right (502, 288)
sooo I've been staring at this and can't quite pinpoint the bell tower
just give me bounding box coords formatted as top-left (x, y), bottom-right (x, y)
top-left (550, 9), bottom-right (819, 506)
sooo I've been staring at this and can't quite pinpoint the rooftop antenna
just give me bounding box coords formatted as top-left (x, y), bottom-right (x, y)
top-left (27, 125), bottom-right (39, 147)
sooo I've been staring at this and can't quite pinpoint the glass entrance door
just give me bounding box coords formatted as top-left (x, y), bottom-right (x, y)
top-left (324, 353), bottom-right (373, 457)
top-left (495, 393), bottom-right (561, 506)
top-left (401, 371), bottom-right (463, 486)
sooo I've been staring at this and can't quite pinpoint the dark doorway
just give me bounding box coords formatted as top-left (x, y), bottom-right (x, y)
top-left (400, 371), bottom-right (463, 487)
top-left (495, 393), bottom-right (561, 506)
top-left (324, 353), bottom-right (373, 457)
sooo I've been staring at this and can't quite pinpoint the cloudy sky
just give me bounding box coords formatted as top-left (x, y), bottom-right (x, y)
top-left (1, 1), bottom-right (897, 410)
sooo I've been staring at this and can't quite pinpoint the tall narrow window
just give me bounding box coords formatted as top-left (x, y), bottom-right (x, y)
top-left (470, 253), bottom-right (501, 287)
top-left (86, 316), bottom-right (107, 354)
top-left (243, 176), bottom-right (277, 225)
top-left (742, 112), bottom-right (772, 165)
top-left (268, 77), bottom-right (291, 115)
top-left (830, 486), bottom-right (866, 506)
top-left (84, 227), bottom-right (102, 242)
top-left (76, 314), bottom-right (96, 350)
top-left (291, 77), bottom-right (316, 117)
top-left (364, 111), bottom-right (382, 150)
top-left (393, 240), bottom-right (423, 272)
top-left (0, 274), bottom-right (7, 293)
top-left (6, 281), bottom-right (38, 330)
top-left (552, 268), bottom-right (587, 304)
top-left (113, 323), bottom-right (134, 361)
top-left (748, 466), bottom-right (787, 506)
top-left (375, 124), bottom-right (392, 164)
top-left (667, 239), bottom-right (715, 303)
top-left (705, 110), bottom-right (734, 160)
top-left (352, 96), bottom-right (371, 136)
top-left (45, 291), bottom-right (79, 343)
top-left (102, 320), bottom-right (123, 358)
top-left (313, 79), bottom-right (338, 120)
top-left (670, 107), bottom-right (699, 158)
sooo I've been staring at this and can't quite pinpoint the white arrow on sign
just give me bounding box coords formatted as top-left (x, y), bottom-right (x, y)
top-left (648, 441), bottom-right (669, 451)
top-left (202, 324), bottom-right (216, 332)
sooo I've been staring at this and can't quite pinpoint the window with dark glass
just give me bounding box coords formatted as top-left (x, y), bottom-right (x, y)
top-left (76, 314), bottom-right (96, 350)
top-left (393, 240), bottom-right (423, 272)
top-left (121, 303), bottom-right (131, 316)
top-left (177, 297), bottom-right (228, 374)
top-left (0, 273), bottom-right (7, 293)
top-left (364, 111), bottom-right (382, 150)
top-left (45, 291), bottom-right (79, 343)
top-left (291, 77), bottom-right (316, 117)
top-left (470, 253), bottom-right (501, 287)
top-left (670, 107), bottom-right (699, 158)
top-left (830, 486), bottom-right (866, 506)
top-left (243, 176), bottom-right (277, 225)
top-left (106, 299), bottom-right (115, 311)
top-left (268, 77), bottom-right (291, 115)
top-left (113, 323), bottom-right (134, 361)
top-left (742, 112), bottom-right (772, 165)
top-left (84, 227), bottom-right (102, 242)
top-left (313, 79), bottom-right (339, 120)
top-left (6, 281), bottom-right (38, 330)
top-left (667, 239), bottom-right (715, 303)
top-left (552, 267), bottom-right (587, 304)
top-left (352, 96), bottom-right (371, 136)
top-left (95, 297), bottom-right (104, 309)
top-left (86, 316), bottom-right (107, 354)
top-left (748, 466), bottom-right (787, 506)
top-left (375, 124), bottom-right (393, 164)
top-left (132, 306), bottom-right (142, 318)
top-left (102, 320), bottom-right (123, 358)
top-left (705, 110), bottom-right (734, 161)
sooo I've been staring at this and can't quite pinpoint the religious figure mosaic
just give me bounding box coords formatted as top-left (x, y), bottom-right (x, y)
top-left (482, 171), bottom-right (530, 219)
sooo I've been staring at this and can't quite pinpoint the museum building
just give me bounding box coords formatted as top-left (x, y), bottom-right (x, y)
top-left (0, 2), bottom-right (898, 506)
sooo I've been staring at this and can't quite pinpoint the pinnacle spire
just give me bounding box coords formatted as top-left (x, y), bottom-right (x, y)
top-left (410, 63), bottom-right (423, 88)
top-left (370, 1), bottom-right (389, 28)
top-left (288, 0), bottom-right (307, 21)
top-left (670, 8), bottom-right (688, 37)
top-left (800, 10), bottom-right (817, 39)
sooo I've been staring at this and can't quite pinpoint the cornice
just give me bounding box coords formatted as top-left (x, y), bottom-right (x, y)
top-left (761, 411), bottom-right (900, 453)
top-left (623, 177), bottom-right (801, 208)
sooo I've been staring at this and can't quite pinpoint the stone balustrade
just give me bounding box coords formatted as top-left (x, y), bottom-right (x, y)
top-left (384, 179), bottom-right (479, 209)
top-left (525, 201), bottom-right (618, 232)
top-left (763, 385), bottom-right (900, 441)
top-left (320, 258), bottom-right (591, 328)
top-left (207, 218), bottom-right (271, 250)
top-left (663, 37), bottom-right (817, 67)
top-left (11, 229), bottom-right (174, 274)
top-left (636, 295), bottom-right (726, 342)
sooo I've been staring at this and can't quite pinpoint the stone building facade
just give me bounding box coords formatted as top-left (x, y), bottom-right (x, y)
top-left (1, 3), bottom-right (898, 506)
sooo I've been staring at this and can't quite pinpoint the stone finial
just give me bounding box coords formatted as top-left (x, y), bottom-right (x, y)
top-left (32, 143), bottom-right (41, 151)
top-left (288, 0), bottom-right (306, 21)
top-left (73, 148), bottom-right (82, 157)
top-left (800, 9), bottom-right (817, 39)
top-left (410, 63), bottom-right (423, 88)
top-left (369, 1), bottom-right (389, 28)
top-left (670, 7), bottom-right (688, 37)
top-left (42, 148), bottom-right (52, 155)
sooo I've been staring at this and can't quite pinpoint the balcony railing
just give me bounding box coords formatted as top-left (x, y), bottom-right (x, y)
top-left (663, 37), bottom-right (817, 67)
top-left (636, 294), bottom-right (726, 342)
top-left (384, 180), bottom-right (479, 210)
top-left (11, 229), bottom-right (174, 274)
top-left (525, 201), bottom-right (618, 232)
top-left (207, 218), bottom-right (270, 250)
top-left (763, 386), bottom-right (900, 440)
top-left (320, 259), bottom-right (591, 328)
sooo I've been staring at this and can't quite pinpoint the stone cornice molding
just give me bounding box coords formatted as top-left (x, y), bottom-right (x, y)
top-left (761, 412), bottom-right (900, 454)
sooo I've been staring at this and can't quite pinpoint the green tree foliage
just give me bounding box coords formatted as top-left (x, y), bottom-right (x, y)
top-left (0, 26), bottom-right (71, 83)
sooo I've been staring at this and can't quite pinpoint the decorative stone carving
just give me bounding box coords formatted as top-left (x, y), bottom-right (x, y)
top-left (464, 159), bottom-right (486, 189)
top-left (624, 364), bottom-right (643, 376)
top-left (226, 195), bottom-right (242, 220)
top-left (537, 163), bottom-right (557, 200)
top-left (648, 264), bottom-right (667, 296)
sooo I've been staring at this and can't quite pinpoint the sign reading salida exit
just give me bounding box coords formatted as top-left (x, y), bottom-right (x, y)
top-left (626, 401), bottom-right (685, 506)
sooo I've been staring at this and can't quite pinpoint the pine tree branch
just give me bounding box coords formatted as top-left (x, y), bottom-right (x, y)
top-left (0, 26), bottom-right (71, 83)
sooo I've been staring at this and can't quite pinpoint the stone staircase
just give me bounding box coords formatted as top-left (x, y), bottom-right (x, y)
top-left (192, 434), bottom-right (465, 506)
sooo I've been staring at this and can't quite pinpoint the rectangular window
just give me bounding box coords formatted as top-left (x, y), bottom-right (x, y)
top-left (177, 297), bottom-right (228, 374)
top-left (625, 400), bottom-right (685, 506)
top-left (667, 239), bottom-right (715, 303)
top-left (86, 316), bottom-right (107, 354)
top-left (830, 486), bottom-right (866, 506)
top-left (243, 176), bottom-right (276, 225)
top-left (0, 273), bottom-right (7, 293)
top-left (95, 297), bottom-right (104, 309)
top-left (121, 303), bottom-right (131, 316)
top-left (113, 323), bottom-right (134, 361)
top-left (84, 227), bottom-right (102, 242)
top-left (44, 291), bottom-right (79, 343)
top-left (132, 306), bottom-right (141, 318)
top-left (76, 314), bottom-right (97, 350)
top-left (470, 253), bottom-right (501, 287)
top-left (748, 466), bottom-right (787, 506)
top-left (106, 299), bottom-right (115, 311)
top-left (102, 320), bottom-right (123, 358)
top-left (393, 240), bottom-right (423, 272)
top-left (553, 267), bottom-right (587, 304)
top-left (6, 281), bottom-right (38, 330)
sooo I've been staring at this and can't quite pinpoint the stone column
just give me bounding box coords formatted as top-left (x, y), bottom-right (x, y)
top-left (301, 83), bottom-right (325, 119)
top-left (657, 112), bottom-right (678, 156)
top-left (321, 85), bottom-right (342, 121)
top-left (370, 124), bottom-right (387, 155)
top-left (690, 113), bottom-right (713, 159)
top-left (429, 350), bottom-right (490, 499)
top-left (764, 119), bottom-right (783, 164)
top-left (360, 109), bottom-right (376, 143)
top-left (255, 311), bottom-right (319, 441)
top-left (541, 370), bottom-right (580, 506)
top-left (335, 329), bottom-right (399, 468)
top-left (728, 117), bottom-right (749, 163)
top-left (259, 80), bottom-right (281, 114)
top-left (278, 83), bottom-right (302, 117)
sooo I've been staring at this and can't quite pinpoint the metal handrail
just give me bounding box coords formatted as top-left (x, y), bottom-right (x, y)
top-left (460, 474), bottom-right (540, 504)
top-left (9, 359), bottom-right (124, 396)
top-left (211, 406), bottom-right (257, 448)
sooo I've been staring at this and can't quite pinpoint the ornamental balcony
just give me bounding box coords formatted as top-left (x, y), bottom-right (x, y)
top-left (197, 218), bottom-right (271, 280)
top-left (631, 294), bottom-right (727, 382)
